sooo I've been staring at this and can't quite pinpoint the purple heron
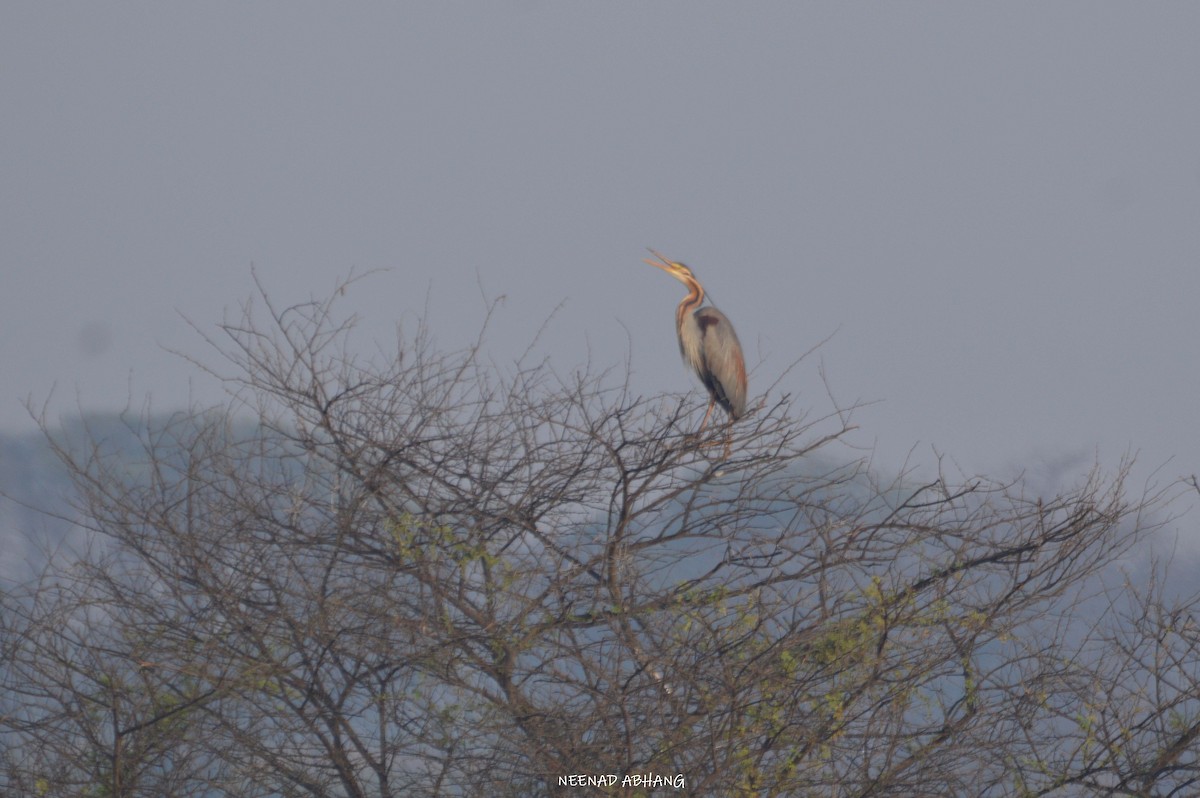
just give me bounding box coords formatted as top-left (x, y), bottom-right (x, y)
top-left (644, 249), bottom-right (747, 431)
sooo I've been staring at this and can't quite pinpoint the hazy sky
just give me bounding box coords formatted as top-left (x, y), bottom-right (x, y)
top-left (4, 4), bottom-right (1199, 496)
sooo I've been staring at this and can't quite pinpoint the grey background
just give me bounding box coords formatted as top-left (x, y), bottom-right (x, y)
top-left (3, 4), bottom-right (1198, 505)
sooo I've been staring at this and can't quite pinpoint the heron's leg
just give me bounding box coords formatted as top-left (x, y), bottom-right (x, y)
top-left (698, 398), bottom-right (715, 433)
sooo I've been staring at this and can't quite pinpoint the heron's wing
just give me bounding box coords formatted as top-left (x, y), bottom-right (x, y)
top-left (694, 307), bottom-right (747, 419)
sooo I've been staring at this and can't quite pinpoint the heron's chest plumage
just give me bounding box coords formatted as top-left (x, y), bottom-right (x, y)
top-left (678, 307), bottom-right (720, 371)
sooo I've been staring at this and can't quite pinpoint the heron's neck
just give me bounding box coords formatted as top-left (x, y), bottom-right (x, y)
top-left (676, 283), bottom-right (704, 327)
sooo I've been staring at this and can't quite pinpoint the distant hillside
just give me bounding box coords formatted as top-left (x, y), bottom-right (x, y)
top-left (3, 414), bottom-right (1185, 589)
top-left (0, 425), bottom-right (83, 583)
top-left (0, 415), bottom-right (199, 584)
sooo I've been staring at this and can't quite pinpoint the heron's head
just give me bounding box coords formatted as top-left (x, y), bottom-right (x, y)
top-left (643, 249), bottom-right (697, 285)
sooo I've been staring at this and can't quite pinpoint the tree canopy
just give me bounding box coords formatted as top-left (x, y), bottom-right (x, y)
top-left (3, 277), bottom-right (1198, 797)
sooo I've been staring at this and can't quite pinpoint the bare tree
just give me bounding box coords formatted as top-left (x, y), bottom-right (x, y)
top-left (3, 275), bottom-right (1197, 796)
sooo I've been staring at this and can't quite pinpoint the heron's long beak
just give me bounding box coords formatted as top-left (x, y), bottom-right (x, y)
top-left (643, 249), bottom-right (676, 272)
